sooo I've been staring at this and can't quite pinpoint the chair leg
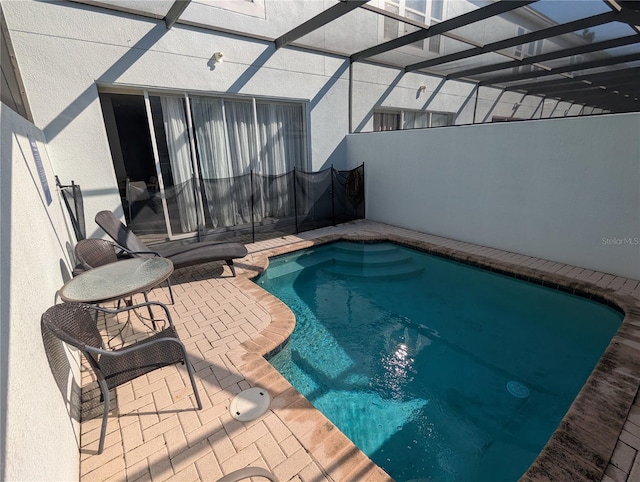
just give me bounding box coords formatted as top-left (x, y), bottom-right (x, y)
top-left (143, 292), bottom-right (157, 330)
top-left (97, 380), bottom-right (110, 454)
top-left (166, 278), bottom-right (175, 305)
top-left (184, 356), bottom-right (203, 410)
top-left (225, 259), bottom-right (236, 277)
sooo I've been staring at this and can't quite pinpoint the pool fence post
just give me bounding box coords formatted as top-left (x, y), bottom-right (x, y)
top-left (192, 175), bottom-right (203, 242)
top-left (293, 167), bottom-right (299, 234)
top-left (251, 169), bottom-right (255, 243)
top-left (331, 164), bottom-right (335, 226)
top-left (362, 162), bottom-right (366, 220)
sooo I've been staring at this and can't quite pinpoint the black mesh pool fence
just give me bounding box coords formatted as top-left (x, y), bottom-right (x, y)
top-left (157, 164), bottom-right (365, 243)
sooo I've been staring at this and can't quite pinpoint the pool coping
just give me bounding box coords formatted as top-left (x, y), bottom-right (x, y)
top-left (236, 230), bottom-right (640, 482)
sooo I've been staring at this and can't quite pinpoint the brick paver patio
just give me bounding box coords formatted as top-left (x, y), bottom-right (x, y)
top-left (78, 221), bottom-right (640, 482)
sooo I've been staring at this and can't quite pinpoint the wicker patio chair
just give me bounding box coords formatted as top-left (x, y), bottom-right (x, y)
top-left (72, 237), bottom-right (129, 277)
top-left (74, 238), bottom-right (173, 318)
top-left (95, 210), bottom-right (248, 277)
top-left (41, 302), bottom-right (202, 454)
top-left (75, 238), bottom-right (122, 269)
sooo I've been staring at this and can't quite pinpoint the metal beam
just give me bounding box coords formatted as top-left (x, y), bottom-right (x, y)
top-left (529, 82), bottom-right (609, 95)
top-left (561, 91), bottom-right (639, 109)
top-left (527, 77), bottom-right (640, 96)
top-left (447, 34), bottom-right (640, 80)
top-left (619, 3), bottom-right (640, 26)
top-left (505, 65), bottom-right (640, 111)
top-left (350, 0), bottom-right (536, 63)
top-left (562, 88), bottom-right (639, 102)
top-left (505, 66), bottom-right (640, 91)
top-left (543, 82), bottom-right (638, 98)
top-left (479, 52), bottom-right (640, 85)
top-left (549, 91), bottom-right (636, 111)
top-left (275, 0), bottom-right (369, 50)
top-left (164, 0), bottom-right (191, 29)
top-left (576, 101), bottom-right (637, 113)
top-left (405, 10), bottom-right (620, 72)
top-left (538, 85), bottom-right (609, 97)
top-left (519, 80), bottom-right (594, 94)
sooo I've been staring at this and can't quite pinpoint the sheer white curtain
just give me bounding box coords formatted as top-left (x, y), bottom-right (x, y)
top-left (256, 103), bottom-right (306, 218)
top-left (224, 100), bottom-right (258, 223)
top-left (403, 111), bottom-right (429, 129)
top-left (256, 102), bottom-right (307, 175)
top-left (160, 95), bottom-right (307, 231)
top-left (431, 112), bottom-right (452, 127)
top-left (160, 96), bottom-right (197, 233)
top-left (191, 97), bottom-right (230, 178)
top-left (374, 112), bottom-right (399, 131)
top-left (225, 100), bottom-right (257, 174)
top-left (190, 97), bottom-right (236, 228)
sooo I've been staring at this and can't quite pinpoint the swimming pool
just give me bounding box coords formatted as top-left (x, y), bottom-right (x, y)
top-left (255, 241), bottom-right (623, 481)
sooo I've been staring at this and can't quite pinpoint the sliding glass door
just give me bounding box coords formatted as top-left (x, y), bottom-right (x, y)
top-left (101, 89), bottom-right (308, 241)
top-left (191, 97), bottom-right (256, 230)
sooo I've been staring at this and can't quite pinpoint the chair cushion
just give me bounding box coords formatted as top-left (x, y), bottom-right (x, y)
top-left (155, 242), bottom-right (248, 269)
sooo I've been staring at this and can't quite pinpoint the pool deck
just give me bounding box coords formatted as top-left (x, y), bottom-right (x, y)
top-left (78, 220), bottom-right (640, 482)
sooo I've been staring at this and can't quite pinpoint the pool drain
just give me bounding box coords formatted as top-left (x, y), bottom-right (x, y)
top-left (230, 387), bottom-right (271, 422)
top-left (506, 381), bottom-right (530, 398)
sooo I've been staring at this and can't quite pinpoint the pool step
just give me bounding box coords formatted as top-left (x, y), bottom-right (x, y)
top-left (323, 262), bottom-right (424, 280)
top-left (332, 242), bottom-right (400, 255)
top-left (331, 250), bottom-right (414, 267)
top-left (265, 243), bottom-right (419, 280)
top-left (263, 251), bottom-right (333, 280)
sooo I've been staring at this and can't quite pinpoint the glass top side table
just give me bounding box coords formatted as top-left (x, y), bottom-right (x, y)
top-left (59, 257), bottom-right (174, 304)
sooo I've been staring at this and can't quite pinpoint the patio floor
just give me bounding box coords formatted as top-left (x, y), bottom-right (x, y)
top-left (78, 220), bottom-right (640, 482)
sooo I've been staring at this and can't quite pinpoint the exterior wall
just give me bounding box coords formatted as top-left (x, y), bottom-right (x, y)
top-left (0, 104), bottom-right (80, 481)
top-left (2, 0), bottom-right (351, 236)
top-left (346, 113), bottom-right (640, 280)
top-left (2, 1), bottom-right (602, 237)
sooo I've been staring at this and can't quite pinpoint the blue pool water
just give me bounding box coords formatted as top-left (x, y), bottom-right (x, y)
top-left (255, 242), bottom-right (623, 481)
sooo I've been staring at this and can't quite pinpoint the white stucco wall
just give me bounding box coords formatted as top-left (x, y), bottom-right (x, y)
top-left (2, 0), bottom-right (353, 238)
top-left (1, 0), bottom-right (601, 240)
top-left (1, 104), bottom-right (80, 481)
top-left (346, 113), bottom-right (640, 280)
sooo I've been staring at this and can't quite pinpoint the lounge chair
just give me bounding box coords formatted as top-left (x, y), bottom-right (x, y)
top-left (95, 210), bottom-right (248, 277)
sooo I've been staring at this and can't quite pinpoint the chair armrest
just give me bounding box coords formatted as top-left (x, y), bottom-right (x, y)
top-left (116, 245), bottom-right (162, 257)
top-left (114, 249), bottom-right (134, 260)
top-left (217, 467), bottom-right (277, 482)
top-left (90, 301), bottom-right (175, 328)
top-left (84, 332), bottom-right (185, 357)
top-left (128, 250), bottom-right (162, 257)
